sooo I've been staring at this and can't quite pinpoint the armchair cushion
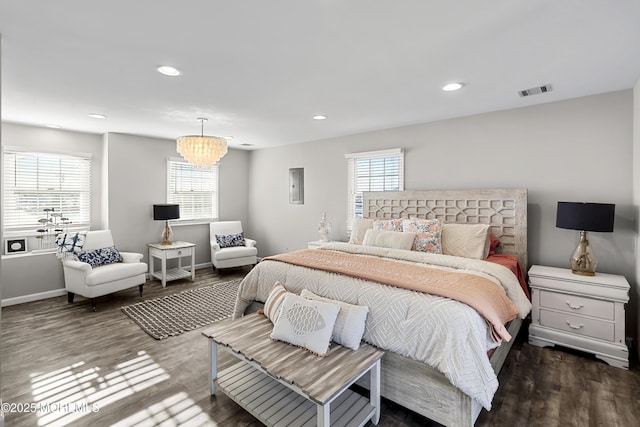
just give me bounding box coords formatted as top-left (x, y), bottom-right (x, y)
top-left (213, 245), bottom-right (258, 261)
top-left (85, 262), bottom-right (148, 286)
top-left (78, 246), bottom-right (123, 267)
top-left (215, 232), bottom-right (246, 248)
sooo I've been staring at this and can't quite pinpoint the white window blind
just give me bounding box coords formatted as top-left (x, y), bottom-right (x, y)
top-left (167, 158), bottom-right (219, 222)
top-left (345, 148), bottom-right (404, 230)
top-left (2, 149), bottom-right (92, 234)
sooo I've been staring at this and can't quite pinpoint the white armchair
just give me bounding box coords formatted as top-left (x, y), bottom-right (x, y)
top-left (62, 230), bottom-right (147, 311)
top-left (210, 221), bottom-right (257, 273)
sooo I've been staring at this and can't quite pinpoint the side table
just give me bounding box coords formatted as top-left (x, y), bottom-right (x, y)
top-left (528, 265), bottom-right (630, 369)
top-left (148, 241), bottom-right (196, 287)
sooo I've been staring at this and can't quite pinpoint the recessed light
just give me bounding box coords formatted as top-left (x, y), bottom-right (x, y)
top-left (88, 113), bottom-right (107, 119)
top-left (313, 115), bottom-right (327, 120)
top-left (240, 143), bottom-right (254, 147)
top-left (45, 124), bottom-right (61, 129)
top-left (157, 65), bottom-right (181, 77)
top-left (442, 83), bottom-right (464, 92)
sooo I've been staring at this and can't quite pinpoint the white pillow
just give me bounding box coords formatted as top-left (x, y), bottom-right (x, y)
top-left (349, 216), bottom-right (374, 245)
top-left (301, 289), bottom-right (369, 350)
top-left (270, 293), bottom-right (340, 357)
top-left (362, 229), bottom-right (415, 251)
top-left (441, 223), bottom-right (491, 259)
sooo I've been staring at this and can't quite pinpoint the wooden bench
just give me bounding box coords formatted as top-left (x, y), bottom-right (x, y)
top-left (202, 313), bottom-right (385, 426)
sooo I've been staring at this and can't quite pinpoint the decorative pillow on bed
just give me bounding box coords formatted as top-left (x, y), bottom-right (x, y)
top-left (401, 218), bottom-right (442, 253)
top-left (441, 223), bottom-right (491, 259)
top-left (372, 218), bottom-right (404, 232)
top-left (270, 293), bottom-right (340, 357)
top-left (489, 233), bottom-right (501, 255)
top-left (77, 246), bottom-right (123, 267)
top-left (300, 289), bottom-right (369, 351)
top-left (215, 232), bottom-right (246, 248)
top-left (362, 229), bottom-right (415, 251)
top-left (348, 216), bottom-right (374, 245)
top-left (263, 281), bottom-right (289, 323)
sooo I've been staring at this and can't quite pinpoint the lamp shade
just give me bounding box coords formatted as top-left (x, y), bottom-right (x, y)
top-left (556, 202), bottom-right (615, 232)
top-left (153, 204), bottom-right (180, 221)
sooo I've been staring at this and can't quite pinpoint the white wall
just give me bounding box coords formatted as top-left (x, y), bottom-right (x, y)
top-left (248, 90), bottom-right (636, 335)
top-left (0, 128), bottom-right (251, 302)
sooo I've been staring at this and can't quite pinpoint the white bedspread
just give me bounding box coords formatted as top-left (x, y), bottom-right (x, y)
top-left (233, 243), bottom-right (531, 410)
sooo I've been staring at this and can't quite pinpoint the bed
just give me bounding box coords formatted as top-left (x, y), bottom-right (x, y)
top-left (233, 189), bottom-right (530, 426)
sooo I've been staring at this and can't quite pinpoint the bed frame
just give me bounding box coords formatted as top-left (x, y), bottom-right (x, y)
top-left (358, 188), bottom-right (528, 427)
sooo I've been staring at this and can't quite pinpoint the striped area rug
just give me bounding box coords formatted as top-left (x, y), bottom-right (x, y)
top-left (121, 279), bottom-right (241, 339)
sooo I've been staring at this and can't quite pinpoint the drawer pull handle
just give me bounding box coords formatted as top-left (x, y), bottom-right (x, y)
top-left (178, 251), bottom-right (182, 255)
top-left (566, 321), bottom-right (584, 330)
top-left (566, 301), bottom-right (584, 310)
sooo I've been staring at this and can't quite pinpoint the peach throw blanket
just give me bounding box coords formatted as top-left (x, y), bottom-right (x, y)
top-left (264, 249), bottom-right (519, 342)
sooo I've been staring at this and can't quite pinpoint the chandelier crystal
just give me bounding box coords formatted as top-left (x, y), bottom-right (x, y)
top-left (177, 118), bottom-right (228, 168)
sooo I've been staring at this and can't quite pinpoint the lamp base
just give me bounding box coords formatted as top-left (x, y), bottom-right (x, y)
top-left (161, 221), bottom-right (173, 245)
top-left (570, 231), bottom-right (596, 276)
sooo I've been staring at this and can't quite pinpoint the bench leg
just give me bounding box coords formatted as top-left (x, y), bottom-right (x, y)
top-left (371, 360), bottom-right (381, 424)
top-left (317, 402), bottom-right (330, 427)
top-left (210, 340), bottom-right (218, 395)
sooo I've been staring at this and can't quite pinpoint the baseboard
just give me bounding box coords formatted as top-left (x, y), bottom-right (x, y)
top-left (2, 262), bottom-right (214, 307)
top-left (1, 288), bottom-right (67, 307)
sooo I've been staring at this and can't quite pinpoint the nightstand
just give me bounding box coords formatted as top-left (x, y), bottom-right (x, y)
top-left (528, 265), bottom-right (629, 369)
top-left (148, 241), bottom-right (196, 287)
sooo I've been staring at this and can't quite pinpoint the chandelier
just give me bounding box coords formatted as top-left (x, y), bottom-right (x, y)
top-left (176, 118), bottom-right (228, 168)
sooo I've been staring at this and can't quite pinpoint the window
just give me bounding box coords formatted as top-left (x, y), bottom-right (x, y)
top-left (2, 149), bottom-right (92, 235)
top-left (167, 158), bottom-right (219, 222)
top-left (345, 148), bottom-right (404, 230)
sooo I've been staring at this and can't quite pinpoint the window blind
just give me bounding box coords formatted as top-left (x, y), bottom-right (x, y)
top-left (345, 149), bottom-right (404, 230)
top-left (2, 150), bottom-right (92, 233)
top-left (167, 158), bottom-right (219, 221)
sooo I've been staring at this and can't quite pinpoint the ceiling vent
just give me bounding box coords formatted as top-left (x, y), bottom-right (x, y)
top-left (518, 84), bottom-right (552, 97)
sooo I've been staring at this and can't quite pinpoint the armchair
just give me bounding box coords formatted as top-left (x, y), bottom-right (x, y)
top-left (209, 221), bottom-right (257, 273)
top-left (62, 230), bottom-right (147, 311)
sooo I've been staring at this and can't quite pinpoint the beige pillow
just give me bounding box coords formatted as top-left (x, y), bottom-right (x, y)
top-left (441, 223), bottom-right (491, 259)
top-left (349, 216), bottom-right (374, 245)
top-left (362, 229), bottom-right (415, 251)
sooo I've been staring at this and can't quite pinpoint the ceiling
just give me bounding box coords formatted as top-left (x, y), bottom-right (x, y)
top-left (1, 1), bottom-right (639, 150)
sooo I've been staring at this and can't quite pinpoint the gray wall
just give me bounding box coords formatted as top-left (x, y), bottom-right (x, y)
top-left (247, 90), bottom-right (636, 335)
top-left (0, 126), bottom-right (250, 301)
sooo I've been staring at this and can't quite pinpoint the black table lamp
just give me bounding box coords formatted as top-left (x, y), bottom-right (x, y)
top-left (556, 201), bottom-right (615, 276)
top-left (153, 204), bottom-right (180, 245)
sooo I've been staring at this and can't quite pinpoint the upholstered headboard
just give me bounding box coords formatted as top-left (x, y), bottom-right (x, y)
top-left (363, 189), bottom-right (528, 270)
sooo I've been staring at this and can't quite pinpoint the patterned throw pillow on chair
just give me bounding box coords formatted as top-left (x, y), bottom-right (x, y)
top-left (216, 232), bottom-right (246, 248)
top-left (78, 246), bottom-right (123, 267)
top-left (55, 232), bottom-right (87, 259)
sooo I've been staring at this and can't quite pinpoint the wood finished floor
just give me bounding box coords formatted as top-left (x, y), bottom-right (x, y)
top-left (2, 267), bottom-right (639, 427)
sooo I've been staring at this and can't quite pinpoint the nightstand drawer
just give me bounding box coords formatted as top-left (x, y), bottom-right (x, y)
top-left (539, 309), bottom-right (614, 342)
top-left (539, 290), bottom-right (615, 320)
top-left (164, 247), bottom-right (193, 259)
